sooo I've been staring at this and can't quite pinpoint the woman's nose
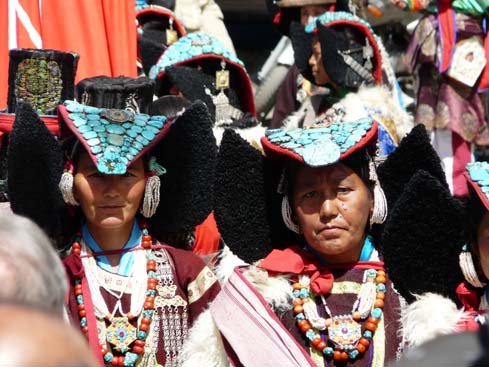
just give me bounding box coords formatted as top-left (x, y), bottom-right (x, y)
top-left (102, 176), bottom-right (121, 197)
top-left (309, 54), bottom-right (315, 67)
top-left (319, 197), bottom-right (338, 220)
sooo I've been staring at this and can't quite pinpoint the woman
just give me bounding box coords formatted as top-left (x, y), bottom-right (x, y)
top-left (457, 161), bottom-right (489, 311)
top-left (7, 99), bottom-right (220, 366)
top-left (181, 118), bottom-right (403, 366)
top-left (390, 0), bottom-right (489, 196)
top-left (285, 11), bottom-right (412, 157)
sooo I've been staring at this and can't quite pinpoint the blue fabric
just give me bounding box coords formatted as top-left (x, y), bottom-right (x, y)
top-left (304, 236), bottom-right (375, 266)
top-left (83, 222), bottom-right (142, 276)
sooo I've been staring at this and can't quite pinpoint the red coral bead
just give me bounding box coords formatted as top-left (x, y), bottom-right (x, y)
top-left (375, 275), bottom-right (386, 284)
top-left (139, 323), bottom-right (149, 332)
top-left (77, 304), bottom-right (85, 312)
top-left (359, 337), bottom-right (370, 347)
top-left (376, 291), bottom-right (385, 300)
top-left (357, 343), bottom-right (366, 353)
top-left (367, 316), bottom-right (379, 325)
top-left (142, 241), bottom-right (152, 249)
top-left (376, 270), bottom-right (386, 277)
top-left (142, 235), bottom-right (152, 242)
top-left (134, 340), bottom-right (146, 348)
top-left (317, 341), bottom-right (327, 351)
top-left (333, 350), bottom-right (342, 360)
top-left (79, 310), bottom-right (86, 318)
top-left (340, 352), bottom-right (349, 360)
top-left (299, 323), bottom-right (311, 333)
top-left (140, 318), bottom-right (151, 326)
top-left (311, 337), bottom-right (322, 348)
top-left (144, 302), bottom-right (153, 310)
top-left (293, 305), bottom-right (304, 314)
top-left (82, 326), bottom-right (88, 334)
top-left (133, 346), bottom-right (144, 355)
top-left (374, 299), bottom-right (384, 308)
top-left (365, 322), bottom-right (377, 331)
top-left (111, 357), bottom-right (119, 365)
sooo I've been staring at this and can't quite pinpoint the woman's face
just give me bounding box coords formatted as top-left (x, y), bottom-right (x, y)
top-left (477, 211), bottom-right (489, 278)
top-left (300, 5), bottom-right (329, 26)
top-left (291, 163), bottom-right (373, 264)
top-left (309, 38), bottom-right (332, 86)
top-left (73, 153), bottom-right (146, 232)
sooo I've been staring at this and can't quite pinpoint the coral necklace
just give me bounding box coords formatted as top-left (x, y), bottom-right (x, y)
top-left (292, 268), bottom-right (387, 362)
top-left (70, 222), bottom-right (156, 367)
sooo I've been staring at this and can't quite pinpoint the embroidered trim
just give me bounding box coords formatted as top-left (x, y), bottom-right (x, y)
top-left (187, 266), bottom-right (218, 304)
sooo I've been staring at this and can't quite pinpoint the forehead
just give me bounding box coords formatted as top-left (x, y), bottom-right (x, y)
top-left (292, 163), bottom-right (360, 186)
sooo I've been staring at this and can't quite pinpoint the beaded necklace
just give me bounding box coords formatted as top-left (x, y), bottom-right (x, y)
top-left (70, 223), bottom-right (158, 367)
top-left (292, 268), bottom-right (387, 363)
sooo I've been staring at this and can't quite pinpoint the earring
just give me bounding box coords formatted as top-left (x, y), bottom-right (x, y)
top-left (459, 245), bottom-right (486, 288)
top-left (281, 196), bottom-right (300, 234)
top-left (140, 175), bottom-right (160, 218)
top-left (369, 160), bottom-right (387, 225)
top-left (59, 162), bottom-right (79, 206)
top-left (140, 157), bottom-right (166, 218)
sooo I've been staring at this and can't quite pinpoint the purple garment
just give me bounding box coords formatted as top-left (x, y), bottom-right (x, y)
top-left (405, 13), bottom-right (489, 145)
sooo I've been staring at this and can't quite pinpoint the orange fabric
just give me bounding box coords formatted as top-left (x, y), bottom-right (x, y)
top-left (1, 0), bottom-right (138, 110)
top-left (193, 211), bottom-right (221, 256)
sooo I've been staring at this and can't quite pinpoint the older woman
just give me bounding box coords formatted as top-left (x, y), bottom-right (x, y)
top-left (181, 118), bottom-right (403, 366)
top-left (7, 100), bottom-right (220, 367)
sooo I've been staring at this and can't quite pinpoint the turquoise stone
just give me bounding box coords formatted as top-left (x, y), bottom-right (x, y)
top-left (324, 347), bottom-right (334, 357)
top-left (69, 112), bottom-right (85, 120)
top-left (127, 130), bottom-right (138, 138)
top-left (78, 125), bottom-right (91, 133)
top-left (87, 138), bottom-right (100, 146)
top-left (106, 124), bottom-right (125, 134)
top-left (91, 145), bottom-right (102, 154)
top-left (148, 120), bottom-right (164, 129)
top-left (141, 137), bottom-right (150, 146)
top-left (83, 131), bottom-right (97, 140)
top-left (376, 284), bottom-right (386, 292)
top-left (134, 118), bottom-right (148, 127)
top-left (107, 134), bottom-right (124, 146)
top-left (133, 141), bottom-right (143, 150)
top-left (282, 142), bottom-right (301, 149)
top-left (122, 122), bottom-right (132, 129)
top-left (303, 138), bottom-right (340, 167)
top-left (73, 118), bottom-right (87, 127)
top-left (372, 308), bottom-right (383, 318)
top-left (131, 126), bottom-right (143, 133)
top-left (349, 350), bottom-right (359, 359)
top-left (93, 125), bottom-right (105, 132)
top-left (99, 118), bottom-right (109, 125)
top-left (142, 130), bottom-right (155, 140)
top-left (146, 126), bottom-right (160, 135)
top-left (83, 106), bottom-right (101, 114)
top-left (364, 331), bottom-right (373, 339)
top-left (126, 153), bottom-right (134, 161)
top-left (86, 114), bottom-right (99, 120)
top-left (129, 147), bottom-right (139, 156)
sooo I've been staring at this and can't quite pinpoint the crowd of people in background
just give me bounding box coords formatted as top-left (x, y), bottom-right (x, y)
top-left (2, 0), bottom-right (489, 366)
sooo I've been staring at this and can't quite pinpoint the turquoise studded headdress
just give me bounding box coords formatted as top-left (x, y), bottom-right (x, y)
top-left (262, 118), bottom-right (378, 167)
top-left (59, 100), bottom-right (170, 175)
top-left (465, 162), bottom-right (489, 210)
top-left (148, 32), bottom-right (256, 116)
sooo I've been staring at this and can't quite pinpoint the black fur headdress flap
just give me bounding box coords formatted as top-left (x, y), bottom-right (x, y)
top-left (148, 101), bottom-right (217, 235)
top-left (377, 124), bottom-right (448, 211)
top-left (8, 102), bottom-right (65, 238)
top-left (381, 170), bottom-right (465, 304)
top-left (214, 129), bottom-right (274, 263)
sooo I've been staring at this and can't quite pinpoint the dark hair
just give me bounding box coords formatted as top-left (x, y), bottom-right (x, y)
top-left (149, 95), bottom-right (191, 120)
top-left (468, 186), bottom-right (488, 252)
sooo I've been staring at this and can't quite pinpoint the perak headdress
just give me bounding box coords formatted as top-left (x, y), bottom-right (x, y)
top-left (290, 11), bottom-right (386, 90)
top-left (0, 48), bottom-right (79, 201)
top-left (8, 99), bottom-right (217, 249)
top-left (136, 4), bottom-right (186, 75)
top-left (148, 32), bottom-right (256, 125)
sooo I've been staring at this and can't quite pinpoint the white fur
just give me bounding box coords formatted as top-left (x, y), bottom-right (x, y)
top-left (213, 245), bottom-right (248, 283)
top-left (179, 308), bottom-right (231, 367)
top-left (213, 124), bottom-right (266, 149)
top-left (242, 265), bottom-right (293, 313)
top-left (339, 85), bottom-right (413, 139)
top-left (401, 293), bottom-right (466, 348)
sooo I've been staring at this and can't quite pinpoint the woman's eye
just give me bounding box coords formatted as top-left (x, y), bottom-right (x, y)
top-left (123, 172), bottom-right (136, 177)
top-left (304, 191), bottom-right (318, 199)
top-left (337, 186), bottom-right (351, 193)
